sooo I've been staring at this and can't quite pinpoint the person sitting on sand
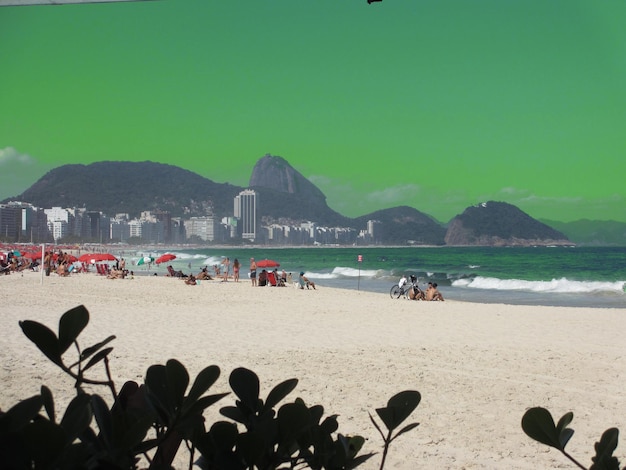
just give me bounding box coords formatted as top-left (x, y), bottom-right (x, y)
top-left (258, 269), bottom-right (267, 286)
top-left (407, 275), bottom-right (424, 300)
top-left (56, 262), bottom-right (70, 277)
top-left (107, 267), bottom-right (125, 279)
top-left (185, 274), bottom-right (197, 286)
top-left (196, 266), bottom-right (213, 280)
top-left (425, 282), bottom-right (444, 301)
top-left (298, 271), bottom-right (316, 290)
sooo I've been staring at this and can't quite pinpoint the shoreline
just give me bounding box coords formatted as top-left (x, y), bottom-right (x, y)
top-left (2, 270), bottom-right (625, 468)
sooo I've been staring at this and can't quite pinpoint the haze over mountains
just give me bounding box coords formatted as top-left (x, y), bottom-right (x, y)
top-left (4, 155), bottom-right (624, 245)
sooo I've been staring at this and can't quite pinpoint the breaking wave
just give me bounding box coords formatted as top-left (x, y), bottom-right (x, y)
top-left (452, 276), bottom-right (626, 295)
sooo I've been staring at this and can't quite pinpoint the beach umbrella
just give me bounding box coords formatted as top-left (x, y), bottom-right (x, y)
top-left (78, 253), bottom-right (98, 263)
top-left (94, 253), bottom-right (117, 262)
top-left (137, 256), bottom-right (154, 266)
top-left (256, 259), bottom-right (280, 268)
top-left (78, 253), bottom-right (117, 264)
top-left (155, 253), bottom-right (176, 264)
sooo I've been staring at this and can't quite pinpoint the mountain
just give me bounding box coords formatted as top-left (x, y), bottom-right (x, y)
top-left (445, 201), bottom-right (572, 246)
top-left (12, 161), bottom-right (242, 218)
top-left (5, 158), bottom-right (582, 246)
top-left (353, 206), bottom-right (446, 245)
top-left (541, 219), bottom-right (626, 246)
top-left (248, 155), bottom-right (350, 227)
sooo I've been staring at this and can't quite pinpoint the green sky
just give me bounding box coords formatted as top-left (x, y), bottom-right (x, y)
top-left (1, 0), bottom-right (625, 222)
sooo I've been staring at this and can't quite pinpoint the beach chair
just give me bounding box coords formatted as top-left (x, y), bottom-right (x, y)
top-left (267, 271), bottom-right (278, 286)
top-left (167, 265), bottom-right (188, 278)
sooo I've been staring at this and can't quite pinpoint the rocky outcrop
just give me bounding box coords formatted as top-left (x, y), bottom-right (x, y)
top-left (249, 154), bottom-right (326, 201)
top-left (444, 201), bottom-right (573, 246)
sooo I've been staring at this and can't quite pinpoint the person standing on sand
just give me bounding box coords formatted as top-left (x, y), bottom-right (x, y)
top-left (232, 258), bottom-right (240, 282)
top-left (250, 257), bottom-right (257, 286)
top-left (221, 257), bottom-right (230, 281)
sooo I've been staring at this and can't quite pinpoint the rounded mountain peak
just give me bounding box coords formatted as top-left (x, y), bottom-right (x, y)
top-left (249, 154), bottom-right (325, 201)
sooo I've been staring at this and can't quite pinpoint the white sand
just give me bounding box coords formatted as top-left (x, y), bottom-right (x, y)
top-left (1, 270), bottom-right (625, 469)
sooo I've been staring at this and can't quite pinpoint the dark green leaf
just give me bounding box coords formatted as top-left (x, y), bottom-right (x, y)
top-left (591, 428), bottom-right (620, 470)
top-left (60, 393), bottom-right (92, 443)
top-left (166, 359), bottom-right (189, 412)
top-left (375, 390), bottom-right (421, 432)
top-left (229, 368), bottom-right (260, 411)
top-left (19, 320), bottom-right (62, 366)
top-left (320, 415), bottom-right (339, 435)
top-left (220, 405), bottom-right (246, 424)
top-left (76, 335), bottom-right (116, 365)
top-left (0, 395), bottom-right (42, 434)
top-left (338, 434), bottom-right (367, 460)
top-left (184, 393), bottom-right (230, 417)
top-left (91, 395), bottom-right (113, 449)
top-left (521, 407), bottom-right (564, 450)
top-left (121, 414), bottom-right (153, 451)
top-left (23, 419), bottom-right (66, 466)
top-left (41, 385), bottom-right (55, 423)
top-left (82, 347), bottom-right (113, 372)
top-left (390, 422), bottom-right (420, 442)
top-left (368, 411), bottom-right (385, 439)
top-left (58, 305), bottom-right (89, 354)
top-left (145, 364), bottom-right (170, 421)
top-left (556, 411), bottom-right (574, 448)
top-left (236, 431), bottom-right (266, 467)
top-left (183, 365), bottom-right (221, 412)
top-left (277, 402), bottom-right (310, 442)
top-left (208, 421), bottom-right (239, 453)
top-left (264, 378), bottom-right (298, 411)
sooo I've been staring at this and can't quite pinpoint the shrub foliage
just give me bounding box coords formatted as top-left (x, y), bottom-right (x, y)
top-left (0, 305), bottom-right (421, 469)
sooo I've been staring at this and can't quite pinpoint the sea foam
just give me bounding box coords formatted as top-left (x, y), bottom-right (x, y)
top-left (452, 276), bottom-right (626, 294)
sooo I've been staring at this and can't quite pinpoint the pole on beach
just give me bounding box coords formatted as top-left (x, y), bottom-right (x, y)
top-left (40, 243), bottom-right (45, 285)
top-left (357, 254), bottom-right (362, 291)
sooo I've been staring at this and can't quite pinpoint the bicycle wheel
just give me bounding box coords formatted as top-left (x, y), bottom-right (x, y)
top-left (390, 285), bottom-right (402, 299)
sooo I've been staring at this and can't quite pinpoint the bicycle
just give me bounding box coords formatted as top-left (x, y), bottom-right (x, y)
top-left (390, 275), bottom-right (423, 300)
top-left (390, 283), bottom-right (409, 299)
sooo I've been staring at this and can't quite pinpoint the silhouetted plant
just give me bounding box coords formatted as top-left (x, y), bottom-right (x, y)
top-left (1, 305), bottom-right (422, 469)
top-left (522, 406), bottom-right (623, 470)
top-left (369, 391), bottom-right (420, 470)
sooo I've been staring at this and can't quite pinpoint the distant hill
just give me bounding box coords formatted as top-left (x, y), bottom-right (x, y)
top-left (12, 161), bottom-right (242, 218)
top-left (4, 157), bottom-right (593, 246)
top-left (353, 206), bottom-right (446, 246)
top-left (445, 201), bottom-right (572, 246)
top-left (541, 219), bottom-right (626, 246)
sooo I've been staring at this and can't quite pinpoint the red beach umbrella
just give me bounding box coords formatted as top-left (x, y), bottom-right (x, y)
top-left (155, 253), bottom-right (176, 264)
top-left (256, 259), bottom-right (280, 268)
top-left (93, 253), bottom-right (117, 262)
top-left (78, 253), bottom-right (117, 263)
top-left (78, 253), bottom-right (96, 263)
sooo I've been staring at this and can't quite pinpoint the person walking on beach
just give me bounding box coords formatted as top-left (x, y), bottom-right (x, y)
top-left (221, 257), bottom-right (230, 282)
top-left (250, 257), bottom-right (257, 286)
top-left (232, 258), bottom-right (240, 282)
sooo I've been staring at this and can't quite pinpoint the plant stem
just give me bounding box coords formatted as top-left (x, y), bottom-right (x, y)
top-left (378, 431), bottom-right (392, 470)
top-left (562, 450), bottom-right (588, 470)
top-left (104, 356), bottom-right (117, 399)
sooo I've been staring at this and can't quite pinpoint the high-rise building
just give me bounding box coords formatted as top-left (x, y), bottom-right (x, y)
top-left (234, 189), bottom-right (257, 241)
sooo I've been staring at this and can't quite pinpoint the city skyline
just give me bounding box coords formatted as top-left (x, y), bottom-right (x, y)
top-left (1, 0), bottom-right (625, 223)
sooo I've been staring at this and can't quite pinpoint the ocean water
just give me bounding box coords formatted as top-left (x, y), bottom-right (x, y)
top-left (127, 246), bottom-right (626, 309)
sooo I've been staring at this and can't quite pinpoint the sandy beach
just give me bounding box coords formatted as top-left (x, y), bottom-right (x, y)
top-left (1, 270), bottom-right (625, 469)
